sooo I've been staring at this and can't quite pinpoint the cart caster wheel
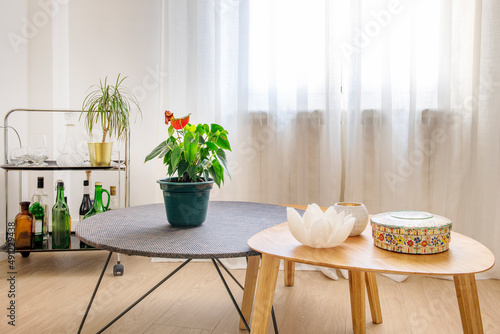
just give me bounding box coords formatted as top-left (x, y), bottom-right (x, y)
top-left (113, 262), bottom-right (124, 276)
top-left (20, 252), bottom-right (30, 258)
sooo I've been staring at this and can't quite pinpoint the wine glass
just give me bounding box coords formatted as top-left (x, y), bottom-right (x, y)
top-left (29, 134), bottom-right (49, 166)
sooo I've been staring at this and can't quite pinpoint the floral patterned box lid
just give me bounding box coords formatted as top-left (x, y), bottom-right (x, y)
top-left (370, 211), bottom-right (452, 254)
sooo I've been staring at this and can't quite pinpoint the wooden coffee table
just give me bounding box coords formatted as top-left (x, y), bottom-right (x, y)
top-left (248, 222), bottom-right (495, 334)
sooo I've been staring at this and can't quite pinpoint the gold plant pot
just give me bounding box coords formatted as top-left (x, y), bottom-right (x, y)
top-left (88, 142), bottom-right (113, 167)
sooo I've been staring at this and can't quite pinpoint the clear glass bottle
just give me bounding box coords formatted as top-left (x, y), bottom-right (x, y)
top-left (52, 180), bottom-right (71, 249)
top-left (15, 202), bottom-right (33, 250)
top-left (83, 182), bottom-right (110, 219)
top-left (30, 176), bottom-right (49, 241)
top-left (108, 186), bottom-right (119, 210)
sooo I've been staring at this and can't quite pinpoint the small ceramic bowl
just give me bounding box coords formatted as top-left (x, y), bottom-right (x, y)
top-left (334, 202), bottom-right (369, 236)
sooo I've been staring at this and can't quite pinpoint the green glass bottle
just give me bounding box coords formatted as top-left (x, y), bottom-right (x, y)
top-left (52, 180), bottom-right (71, 249)
top-left (30, 177), bottom-right (48, 248)
top-left (29, 202), bottom-right (44, 248)
top-left (83, 182), bottom-right (110, 219)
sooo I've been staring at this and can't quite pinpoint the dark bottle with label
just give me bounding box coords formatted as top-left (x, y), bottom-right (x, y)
top-left (79, 180), bottom-right (92, 221)
top-left (15, 202), bottom-right (33, 250)
top-left (52, 180), bottom-right (71, 249)
top-left (79, 180), bottom-right (93, 248)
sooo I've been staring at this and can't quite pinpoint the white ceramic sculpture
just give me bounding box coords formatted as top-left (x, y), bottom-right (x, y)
top-left (287, 203), bottom-right (356, 248)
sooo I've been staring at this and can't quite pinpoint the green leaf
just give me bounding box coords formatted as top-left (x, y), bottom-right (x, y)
top-left (203, 124), bottom-right (210, 134)
top-left (203, 170), bottom-right (210, 182)
top-left (200, 147), bottom-right (209, 161)
top-left (163, 150), bottom-right (171, 165)
top-left (168, 125), bottom-right (175, 137)
top-left (168, 162), bottom-right (175, 176)
top-left (177, 159), bottom-right (189, 177)
top-left (206, 142), bottom-right (218, 152)
top-left (216, 148), bottom-right (231, 178)
top-left (184, 131), bottom-right (198, 164)
top-left (208, 166), bottom-right (221, 187)
top-left (211, 123), bottom-right (224, 134)
top-left (187, 165), bottom-right (198, 181)
top-left (196, 124), bottom-right (206, 135)
top-left (144, 140), bottom-right (168, 162)
top-left (212, 159), bottom-right (224, 186)
top-left (216, 135), bottom-right (231, 151)
top-left (171, 146), bottom-right (182, 169)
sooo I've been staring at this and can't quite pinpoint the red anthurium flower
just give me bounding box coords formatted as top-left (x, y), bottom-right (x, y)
top-left (165, 110), bottom-right (174, 125)
top-left (171, 114), bottom-right (190, 130)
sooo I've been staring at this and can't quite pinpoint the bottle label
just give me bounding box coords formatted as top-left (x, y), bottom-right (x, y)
top-left (34, 219), bottom-right (43, 235)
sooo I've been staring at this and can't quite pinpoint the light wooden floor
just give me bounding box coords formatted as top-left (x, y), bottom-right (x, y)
top-left (1, 251), bottom-right (499, 334)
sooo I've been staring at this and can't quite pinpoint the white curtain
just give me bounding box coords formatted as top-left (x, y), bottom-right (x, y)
top-left (161, 0), bottom-right (499, 278)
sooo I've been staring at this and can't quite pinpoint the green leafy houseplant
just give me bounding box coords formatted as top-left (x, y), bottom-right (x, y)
top-left (145, 111), bottom-right (231, 187)
top-left (81, 74), bottom-right (141, 143)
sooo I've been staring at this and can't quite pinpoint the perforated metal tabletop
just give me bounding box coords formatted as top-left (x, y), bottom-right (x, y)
top-left (76, 201), bottom-right (290, 259)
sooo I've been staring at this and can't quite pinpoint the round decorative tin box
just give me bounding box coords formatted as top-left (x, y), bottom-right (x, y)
top-left (371, 211), bottom-right (452, 254)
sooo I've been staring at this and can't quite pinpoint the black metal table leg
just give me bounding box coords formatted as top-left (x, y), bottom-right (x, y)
top-left (212, 258), bottom-right (251, 332)
top-left (78, 251), bottom-right (113, 334)
top-left (96, 258), bottom-right (192, 333)
top-left (79, 256), bottom-right (192, 333)
top-left (212, 258), bottom-right (279, 334)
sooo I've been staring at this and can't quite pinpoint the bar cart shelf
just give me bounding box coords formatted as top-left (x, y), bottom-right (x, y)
top-left (2, 109), bottom-right (130, 260)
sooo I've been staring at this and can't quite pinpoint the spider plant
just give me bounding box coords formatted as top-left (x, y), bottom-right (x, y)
top-left (81, 74), bottom-right (141, 143)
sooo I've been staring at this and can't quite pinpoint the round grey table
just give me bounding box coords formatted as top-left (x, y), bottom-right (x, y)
top-left (76, 201), bottom-right (291, 333)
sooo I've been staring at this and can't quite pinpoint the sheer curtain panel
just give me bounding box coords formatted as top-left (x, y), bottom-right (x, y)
top-left (160, 0), bottom-right (499, 278)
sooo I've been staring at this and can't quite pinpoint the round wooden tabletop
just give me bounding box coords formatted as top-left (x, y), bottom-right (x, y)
top-left (248, 222), bottom-right (495, 276)
top-left (76, 201), bottom-right (291, 259)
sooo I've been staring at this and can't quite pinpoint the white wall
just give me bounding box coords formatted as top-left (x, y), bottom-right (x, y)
top-left (0, 0), bottom-right (28, 260)
top-left (67, 0), bottom-right (163, 206)
top-left (0, 0), bottom-right (164, 255)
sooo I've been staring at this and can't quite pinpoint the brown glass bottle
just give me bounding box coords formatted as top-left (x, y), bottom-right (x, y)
top-left (15, 202), bottom-right (34, 250)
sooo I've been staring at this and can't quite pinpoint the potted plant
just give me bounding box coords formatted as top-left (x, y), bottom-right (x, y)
top-left (145, 111), bottom-right (231, 226)
top-left (81, 74), bottom-right (141, 166)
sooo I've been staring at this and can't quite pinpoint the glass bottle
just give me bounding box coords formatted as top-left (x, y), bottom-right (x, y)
top-left (83, 182), bottom-right (110, 219)
top-left (15, 202), bottom-right (33, 250)
top-left (85, 170), bottom-right (94, 204)
top-left (79, 180), bottom-right (92, 221)
top-left (52, 180), bottom-right (71, 249)
top-left (65, 196), bottom-right (72, 232)
top-left (108, 186), bottom-right (119, 210)
top-left (30, 176), bottom-right (49, 241)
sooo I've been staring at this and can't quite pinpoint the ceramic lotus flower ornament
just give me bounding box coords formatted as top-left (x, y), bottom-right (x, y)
top-left (287, 204), bottom-right (356, 248)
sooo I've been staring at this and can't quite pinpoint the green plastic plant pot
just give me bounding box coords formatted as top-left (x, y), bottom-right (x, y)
top-left (157, 177), bottom-right (214, 227)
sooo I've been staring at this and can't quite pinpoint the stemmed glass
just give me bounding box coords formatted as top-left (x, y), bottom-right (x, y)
top-left (29, 134), bottom-right (49, 166)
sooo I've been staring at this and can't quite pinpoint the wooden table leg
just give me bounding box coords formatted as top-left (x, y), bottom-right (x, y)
top-left (284, 260), bottom-right (295, 286)
top-left (240, 255), bottom-right (261, 330)
top-left (365, 272), bottom-right (382, 324)
top-left (454, 274), bottom-right (484, 334)
top-left (349, 270), bottom-right (366, 334)
top-left (250, 254), bottom-right (281, 334)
